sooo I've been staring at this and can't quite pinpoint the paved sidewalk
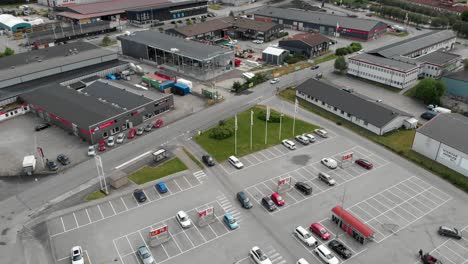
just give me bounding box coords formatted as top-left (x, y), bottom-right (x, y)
top-left (174, 147), bottom-right (202, 172)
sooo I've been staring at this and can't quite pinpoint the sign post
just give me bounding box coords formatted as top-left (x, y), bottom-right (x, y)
top-left (197, 206), bottom-right (216, 227)
top-left (339, 152), bottom-right (354, 168)
top-left (149, 225), bottom-right (170, 247)
top-left (250, 110), bottom-right (253, 150)
top-left (277, 176), bottom-right (292, 193)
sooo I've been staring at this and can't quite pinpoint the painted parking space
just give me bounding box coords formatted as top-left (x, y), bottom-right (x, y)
top-left (55, 250), bottom-right (92, 264)
top-left (234, 245), bottom-right (287, 264)
top-left (243, 146), bottom-right (389, 214)
top-left (113, 196), bottom-right (241, 264)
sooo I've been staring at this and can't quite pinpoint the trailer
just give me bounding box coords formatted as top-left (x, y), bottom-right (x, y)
top-left (173, 83), bottom-right (190, 96)
top-left (23, 155), bottom-right (36, 176)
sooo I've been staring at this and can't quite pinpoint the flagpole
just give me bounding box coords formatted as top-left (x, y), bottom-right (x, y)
top-left (250, 110), bottom-right (253, 150)
top-left (235, 114), bottom-right (238, 155)
top-left (279, 103), bottom-right (284, 140)
top-left (265, 106), bottom-right (270, 144)
top-left (293, 99), bottom-right (298, 136)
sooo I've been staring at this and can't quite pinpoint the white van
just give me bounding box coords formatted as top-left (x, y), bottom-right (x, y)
top-left (282, 139), bottom-right (296, 150)
top-left (314, 245), bottom-right (339, 264)
top-left (432, 107), bottom-right (451, 114)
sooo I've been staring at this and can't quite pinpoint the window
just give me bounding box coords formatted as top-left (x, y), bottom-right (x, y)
top-left (364, 121), bottom-right (368, 126)
top-left (103, 132), bottom-right (108, 138)
top-left (321, 102), bottom-right (325, 105)
top-left (341, 110), bottom-right (344, 114)
top-left (334, 107), bottom-right (337, 111)
top-left (347, 113), bottom-right (351, 117)
top-left (5, 113), bottom-right (8, 117)
top-left (14, 110), bottom-right (18, 114)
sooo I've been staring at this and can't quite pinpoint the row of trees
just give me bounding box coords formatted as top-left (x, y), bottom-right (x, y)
top-left (232, 73), bottom-right (267, 93)
top-left (335, 42), bottom-right (362, 56)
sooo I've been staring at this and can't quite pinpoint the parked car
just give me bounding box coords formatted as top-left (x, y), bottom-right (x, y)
top-left (87, 146), bottom-right (96, 156)
top-left (71, 246), bottom-right (84, 264)
top-left (98, 140), bottom-right (106, 151)
top-left (237, 191), bottom-right (253, 209)
top-left (297, 258), bottom-right (310, 264)
top-left (295, 135), bottom-right (310, 145)
top-left (294, 226), bottom-right (317, 247)
top-left (136, 245), bottom-right (155, 264)
top-left (137, 127), bottom-right (144, 135)
top-left (250, 246), bottom-right (272, 264)
top-left (282, 139), bottom-right (296, 150)
top-left (202, 154), bottom-right (215, 166)
top-left (155, 182), bottom-right (168, 194)
top-left (416, 27), bottom-right (422, 31)
top-left (314, 129), bottom-right (328, 138)
top-left (302, 133), bottom-right (316, 143)
top-left (329, 240), bottom-right (352, 259)
top-left (176, 210), bottom-right (192, 228)
top-left (318, 172), bottom-right (336, 186)
top-left (223, 213), bottom-right (239, 230)
top-left (310, 223), bottom-right (331, 240)
top-left (46, 159), bottom-right (58, 171)
top-left (127, 128), bottom-right (137, 139)
top-left (422, 253), bottom-right (442, 264)
top-left (270, 78), bottom-right (280, 84)
top-left (57, 154), bottom-right (70, 165)
top-left (321, 158), bottom-right (337, 169)
top-left (133, 189), bottom-right (147, 203)
top-left (314, 245), bottom-right (339, 264)
top-left (116, 133), bottom-right (125, 143)
top-left (229, 156), bottom-right (244, 169)
top-left (438, 226), bottom-right (462, 239)
top-left (355, 159), bottom-right (373, 169)
top-left (261, 196), bottom-right (277, 211)
top-left (420, 111), bottom-right (437, 120)
top-left (295, 182), bottom-right (312, 195)
top-left (252, 39), bottom-right (264, 44)
top-left (144, 123), bottom-right (153, 132)
top-left (35, 123), bottom-right (51, 131)
top-left (311, 65), bottom-right (320, 70)
top-left (107, 136), bottom-right (115, 147)
top-left (271, 192), bottom-right (285, 206)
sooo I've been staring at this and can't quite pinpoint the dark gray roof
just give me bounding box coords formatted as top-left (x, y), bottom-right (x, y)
top-left (417, 113), bottom-right (468, 154)
top-left (119, 31), bottom-right (233, 61)
top-left (297, 79), bottom-right (412, 128)
top-left (416, 51), bottom-right (461, 65)
top-left (254, 7), bottom-right (386, 32)
top-left (444, 70), bottom-right (468, 82)
top-left (369, 30), bottom-right (456, 58)
top-left (350, 53), bottom-right (419, 72)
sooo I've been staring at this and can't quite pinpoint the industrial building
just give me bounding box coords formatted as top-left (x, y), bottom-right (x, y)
top-left (442, 70), bottom-right (468, 99)
top-left (296, 78), bottom-right (415, 135)
top-left (278, 33), bottom-right (331, 58)
top-left (0, 41), bottom-right (117, 89)
top-left (254, 7), bottom-right (388, 41)
top-left (348, 30), bottom-right (460, 89)
top-left (0, 14), bottom-right (31, 32)
top-left (262, 47), bottom-right (289, 65)
top-left (412, 113), bottom-right (468, 177)
top-left (21, 80), bottom-right (174, 144)
top-left (119, 31), bottom-right (235, 80)
top-left (38, 0), bottom-right (107, 7)
top-left (167, 16), bottom-right (283, 42)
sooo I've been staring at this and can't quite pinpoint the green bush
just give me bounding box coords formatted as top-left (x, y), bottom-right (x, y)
top-left (257, 110), bottom-right (281, 123)
top-left (335, 48), bottom-right (348, 56)
top-left (350, 42), bottom-right (362, 52)
top-left (209, 124), bottom-right (234, 139)
top-left (346, 46), bottom-right (354, 54)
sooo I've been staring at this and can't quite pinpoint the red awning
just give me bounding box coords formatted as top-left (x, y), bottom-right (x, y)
top-left (332, 206), bottom-right (374, 238)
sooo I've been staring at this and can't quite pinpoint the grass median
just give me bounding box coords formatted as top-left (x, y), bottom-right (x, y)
top-left (85, 190), bottom-right (107, 201)
top-left (195, 105), bottom-right (319, 161)
top-left (182, 147), bottom-right (204, 169)
top-left (279, 87), bottom-right (468, 193)
top-left (128, 157), bottom-right (188, 185)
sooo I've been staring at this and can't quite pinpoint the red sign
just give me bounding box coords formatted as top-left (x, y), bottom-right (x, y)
top-left (149, 225), bottom-right (168, 237)
top-left (198, 206), bottom-right (214, 218)
top-left (99, 120), bottom-right (115, 129)
top-left (342, 152), bottom-right (354, 161)
top-left (278, 177), bottom-right (291, 186)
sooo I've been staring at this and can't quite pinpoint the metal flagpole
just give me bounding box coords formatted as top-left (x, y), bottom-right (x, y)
top-left (293, 99), bottom-right (298, 136)
top-left (250, 110), bottom-right (253, 150)
top-left (265, 106), bottom-right (270, 144)
top-left (235, 114), bottom-right (238, 155)
top-left (279, 102), bottom-right (284, 140)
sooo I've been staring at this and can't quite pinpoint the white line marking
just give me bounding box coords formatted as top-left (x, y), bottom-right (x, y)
top-left (85, 209), bottom-right (91, 223)
top-left (97, 204), bottom-right (105, 219)
top-left (113, 239), bottom-right (124, 264)
top-left (173, 178), bottom-right (183, 192)
top-left (72, 213), bottom-right (79, 228)
top-left (120, 197), bottom-right (129, 210)
top-left (182, 175), bottom-right (193, 188)
top-left (115, 151), bottom-right (152, 169)
top-left (108, 201), bottom-right (117, 215)
top-left (60, 217), bottom-right (66, 232)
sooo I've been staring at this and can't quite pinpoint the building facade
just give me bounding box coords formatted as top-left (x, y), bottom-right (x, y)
top-left (262, 47), bottom-right (289, 65)
top-left (279, 33), bottom-right (331, 58)
top-left (38, 0), bottom-right (104, 7)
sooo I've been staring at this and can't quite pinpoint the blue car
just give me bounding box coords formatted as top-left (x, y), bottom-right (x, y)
top-left (223, 213), bottom-right (238, 230)
top-left (155, 182), bottom-right (168, 194)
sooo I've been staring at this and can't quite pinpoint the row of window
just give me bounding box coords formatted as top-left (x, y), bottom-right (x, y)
top-left (348, 68), bottom-right (418, 87)
top-left (2, 107), bottom-right (28, 118)
top-left (349, 60), bottom-right (411, 77)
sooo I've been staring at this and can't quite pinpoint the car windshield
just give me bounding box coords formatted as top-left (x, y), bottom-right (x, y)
top-left (320, 228), bottom-right (326, 234)
top-left (140, 249), bottom-right (150, 258)
top-left (244, 197), bottom-right (250, 203)
top-left (277, 195), bottom-right (283, 201)
top-left (268, 200), bottom-right (274, 206)
top-left (256, 250), bottom-right (267, 260)
top-left (303, 232), bottom-right (311, 238)
top-left (180, 215), bottom-right (187, 221)
top-left (62, 156), bottom-right (69, 161)
top-left (229, 218), bottom-right (236, 224)
top-left (72, 254), bottom-right (82, 261)
top-left (325, 254), bottom-right (333, 260)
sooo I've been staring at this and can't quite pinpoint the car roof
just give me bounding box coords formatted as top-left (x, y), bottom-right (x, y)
top-left (158, 182), bottom-right (166, 186)
top-left (224, 213), bottom-right (233, 219)
top-left (177, 211), bottom-right (187, 216)
top-left (317, 244), bottom-right (331, 254)
top-left (312, 222), bottom-right (324, 228)
top-left (238, 191), bottom-right (246, 197)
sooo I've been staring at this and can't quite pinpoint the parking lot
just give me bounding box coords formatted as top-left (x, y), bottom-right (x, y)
top-left (417, 225), bottom-right (468, 264)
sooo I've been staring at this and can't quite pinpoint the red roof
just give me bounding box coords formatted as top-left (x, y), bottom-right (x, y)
top-left (408, 0), bottom-right (468, 13)
top-left (68, 0), bottom-right (170, 15)
top-left (331, 206), bottom-right (374, 238)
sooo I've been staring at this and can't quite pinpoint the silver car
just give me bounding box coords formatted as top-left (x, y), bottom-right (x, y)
top-left (137, 245), bottom-right (155, 264)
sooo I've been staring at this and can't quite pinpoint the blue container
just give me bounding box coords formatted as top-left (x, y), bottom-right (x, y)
top-left (106, 74), bottom-right (116, 80)
top-left (159, 80), bottom-right (175, 91)
top-left (174, 83), bottom-right (190, 95)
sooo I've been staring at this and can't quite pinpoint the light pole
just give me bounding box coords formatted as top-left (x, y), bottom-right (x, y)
top-left (95, 155), bottom-right (108, 195)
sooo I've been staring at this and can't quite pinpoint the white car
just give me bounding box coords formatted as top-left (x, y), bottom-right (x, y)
top-left (107, 136), bottom-right (115, 147)
top-left (250, 246), bottom-right (272, 264)
top-left (295, 135), bottom-right (309, 145)
top-left (176, 211), bottom-right (192, 228)
top-left (314, 245), bottom-right (339, 264)
top-left (252, 39), bottom-right (264, 44)
top-left (314, 129), bottom-right (328, 138)
top-left (116, 133), bottom-right (125, 144)
top-left (321, 158), bottom-right (338, 169)
top-left (282, 139), bottom-right (296, 150)
top-left (294, 226), bottom-right (317, 247)
top-left (302, 133), bottom-right (316, 143)
top-left (87, 146), bottom-right (96, 156)
top-left (270, 78), bottom-right (280, 84)
top-left (297, 258), bottom-right (310, 264)
top-left (229, 156), bottom-right (244, 169)
top-left (71, 246), bottom-right (84, 264)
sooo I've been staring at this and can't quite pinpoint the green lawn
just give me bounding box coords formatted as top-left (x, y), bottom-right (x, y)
top-left (314, 54), bottom-right (337, 64)
top-left (195, 106), bottom-right (319, 161)
top-left (280, 87), bottom-right (468, 193)
top-left (85, 190), bottom-right (107, 201)
top-left (128, 158), bottom-right (188, 185)
top-left (208, 5), bottom-right (222, 10)
top-left (182, 147), bottom-right (204, 169)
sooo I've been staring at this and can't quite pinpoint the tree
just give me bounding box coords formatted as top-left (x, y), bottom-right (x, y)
top-left (101, 36), bottom-right (112, 46)
top-left (4, 47), bottom-right (14, 56)
top-left (461, 9), bottom-right (468, 22)
top-left (334, 56), bottom-right (347, 73)
top-left (412, 78), bottom-right (446, 104)
top-left (232, 81), bottom-right (242, 92)
top-left (229, 10), bottom-right (234, 17)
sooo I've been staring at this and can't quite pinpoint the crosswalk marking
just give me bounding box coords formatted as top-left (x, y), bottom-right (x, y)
top-left (193, 170), bottom-right (207, 182)
top-left (216, 194), bottom-right (242, 223)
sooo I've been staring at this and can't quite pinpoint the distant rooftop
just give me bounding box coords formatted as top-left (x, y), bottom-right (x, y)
top-left (280, 33), bottom-right (331, 48)
top-left (415, 51), bottom-right (461, 66)
top-left (350, 53), bottom-right (419, 72)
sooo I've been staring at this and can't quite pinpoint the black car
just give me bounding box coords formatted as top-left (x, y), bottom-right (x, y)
top-left (237, 191), bottom-right (253, 209)
top-left (420, 111), bottom-right (437, 120)
top-left (438, 226), bottom-right (462, 239)
top-left (46, 160), bottom-right (58, 171)
top-left (57, 154), bottom-right (70, 165)
top-left (311, 65), bottom-right (320, 70)
top-left (261, 197), bottom-right (277, 211)
top-left (35, 123), bottom-right (51, 131)
top-left (133, 189), bottom-right (147, 203)
top-left (295, 182), bottom-right (312, 195)
top-left (202, 154), bottom-right (215, 166)
top-left (329, 240), bottom-right (352, 259)
top-left (416, 27), bottom-right (422, 31)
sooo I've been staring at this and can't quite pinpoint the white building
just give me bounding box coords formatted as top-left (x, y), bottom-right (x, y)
top-left (412, 113), bottom-right (468, 177)
top-left (348, 30), bottom-right (459, 89)
top-left (38, 0), bottom-right (105, 7)
top-left (296, 78), bottom-right (415, 135)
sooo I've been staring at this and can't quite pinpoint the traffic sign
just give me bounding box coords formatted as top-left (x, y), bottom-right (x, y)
top-left (278, 176), bottom-right (291, 186)
top-left (342, 152), bottom-right (354, 161)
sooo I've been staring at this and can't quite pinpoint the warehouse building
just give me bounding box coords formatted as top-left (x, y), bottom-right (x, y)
top-left (0, 14), bottom-right (31, 32)
top-left (21, 80), bottom-right (174, 144)
top-left (412, 113), bottom-right (468, 177)
top-left (348, 30), bottom-right (459, 89)
top-left (119, 31), bottom-right (235, 81)
top-left (38, 0), bottom-right (107, 7)
top-left (254, 7), bottom-right (388, 41)
top-left (0, 41), bottom-right (117, 89)
top-left (442, 70), bottom-right (468, 99)
top-left (279, 33), bottom-right (331, 58)
top-left (262, 47), bottom-right (289, 65)
top-left (167, 16), bottom-right (283, 42)
top-left (296, 78), bottom-right (415, 135)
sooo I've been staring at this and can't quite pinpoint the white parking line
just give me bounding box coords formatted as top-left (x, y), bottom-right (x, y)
top-left (115, 150), bottom-right (152, 169)
top-left (60, 217), bottom-right (66, 232)
top-left (108, 201), bottom-right (117, 215)
top-left (173, 178), bottom-right (183, 192)
top-left (85, 209), bottom-right (92, 223)
top-left (97, 204), bottom-right (105, 218)
top-left (73, 213), bottom-right (79, 228)
top-left (182, 175), bottom-right (193, 188)
top-left (113, 239), bottom-right (124, 264)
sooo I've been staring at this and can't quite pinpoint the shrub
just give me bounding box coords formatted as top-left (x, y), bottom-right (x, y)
top-left (209, 125), bottom-right (234, 139)
top-left (335, 48), bottom-right (348, 56)
top-left (336, 121), bottom-right (342, 126)
top-left (350, 42), bottom-right (362, 52)
top-left (346, 46), bottom-right (354, 54)
top-left (257, 110), bottom-right (281, 123)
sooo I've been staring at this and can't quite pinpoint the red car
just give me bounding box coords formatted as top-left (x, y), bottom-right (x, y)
top-left (310, 223), bottom-right (330, 240)
top-left (153, 119), bottom-right (164, 128)
top-left (270, 192), bottom-right (285, 206)
top-left (98, 140), bottom-right (106, 152)
top-left (127, 128), bottom-right (137, 139)
top-left (355, 159), bottom-right (373, 169)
